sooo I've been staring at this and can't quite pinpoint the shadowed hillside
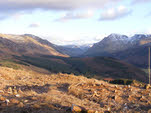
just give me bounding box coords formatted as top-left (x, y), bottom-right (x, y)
top-left (13, 55), bottom-right (148, 83)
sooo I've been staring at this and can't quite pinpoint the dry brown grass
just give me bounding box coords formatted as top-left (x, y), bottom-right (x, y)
top-left (0, 66), bottom-right (151, 113)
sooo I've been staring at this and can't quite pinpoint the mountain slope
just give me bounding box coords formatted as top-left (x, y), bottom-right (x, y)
top-left (83, 34), bottom-right (151, 68)
top-left (0, 33), bottom-right (67, 57)
top-left (14, 55), bottom-right (148, 83)
top-left (84, 34), bottom-right (130, 56)
top-left (84, 34), bottom-right (151, 56)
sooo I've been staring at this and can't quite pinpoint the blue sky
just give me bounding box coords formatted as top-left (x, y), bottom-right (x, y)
top-left (0, 0), bottom-right (151, 45)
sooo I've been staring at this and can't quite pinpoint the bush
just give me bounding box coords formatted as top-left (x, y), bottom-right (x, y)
top-left (110, 79), bottom-right (133, 85)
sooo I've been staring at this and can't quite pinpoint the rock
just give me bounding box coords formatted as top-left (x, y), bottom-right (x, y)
top-left (128, 95), bottom-right (134, 102)
top-left (18, 88), bottom-right (23, 94)
top-left (144, 84), bottom-right (150, 89)
top-left (31, 97), bottom-right (37, 100)
top-left (71, 104), bottom-right (85, 112)
top-left (33, 104), bottom-right (41, 109)
top-left (13, 89), bottom-right (18, 95)
top-left (140, 96), bottom-right (146, 101)
top-left (114, 90), bottom-right (118, 93)
top-left (8, 87), bottom-right (13, 94)
top-left (130, 88), bottom-right (133, 91)
top-left (10, 99), bottom-right (20, 104)
top-left (15, 94), bottom-right (20, 97)
top-left (0, 96), bottom-right (6, 101)
top-left (5, 99), bottom-right (10, 105)
top-left (87, 109), bottom-right (98, 113)
top-left (24, 100), bottom-right (28, 103)
top-left (17, 102), bottom-right (24, 107)
top-left (0, 90), bottom-right (4, 93)
top-left (111, 95), bottom-right (122, 102)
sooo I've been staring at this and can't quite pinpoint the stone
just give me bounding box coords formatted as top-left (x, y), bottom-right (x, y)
top-left (33, 104), bottom-right (41, 109)
top-left (17, 102), bottom-right (24, 108)
top-left (0, 96), bottom-right (6, 101)
top-left (15, 94), bottom-right (20, 97)
top-left (113, 95), bottom-right (123, 103)
top-left (31, 97), bottom-right (37, 100)
top-left (10, 99), bottom-right (20, 104)
top-left (140, 96), bottom-right (146, 101)
top-left (24, 100), bottom-right (28, 103)
top-left (8, 87), bottom-right (13, 94)
top-left (71, 104), bottom-right (84, 112)
top-left (18, 88), bottom-right (23, 94)
top-left (128, 95), bottom-right (134, 101)
top-left (5, 99), bottom-right (10, 105)
top-left (13, 89), bottom-right (18, 95)
top-left (87, 109), bottom-right (98, 113)
top-left (144, 84), bottom-right (150, 89)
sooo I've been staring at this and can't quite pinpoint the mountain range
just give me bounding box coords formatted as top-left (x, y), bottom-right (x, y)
top-left (0, 33), bottom-right (149, 83)
top-left (83, 33), bottom-right (151, 68)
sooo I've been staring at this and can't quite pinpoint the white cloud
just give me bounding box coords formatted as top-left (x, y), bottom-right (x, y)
top-left (28, 23), bottom-right (40, 28)
top-left (0, 0), bottom-right (121, 11)
top-left (0, 0), bottom-right (122, 20)
top-left (132, 0), bottom-right (151, 4)
top-left (99, 5), bottom-right (132, 20)
top-left (57, 10), bottom-right (94, 21)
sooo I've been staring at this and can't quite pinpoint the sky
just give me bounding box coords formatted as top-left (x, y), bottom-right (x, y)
top-left (0, 0), bottom-right (151, 45)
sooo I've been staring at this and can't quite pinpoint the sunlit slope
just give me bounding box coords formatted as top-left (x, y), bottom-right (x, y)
top-left (0, 33), bottom-right (68, 57)
top-left (0, 66), bottom-right (150, 113)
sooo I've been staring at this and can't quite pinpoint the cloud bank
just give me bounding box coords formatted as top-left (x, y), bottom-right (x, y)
top-left (132, 0), bottom-right (151, 4)
top-left (99, 5), bottom-right (132, 20)
top-left (0, 0), bottom-right (121, 12)
top-left (57, 10), bottom-right (94, 21)
top-left (28, 23), bottom-right (40, 28)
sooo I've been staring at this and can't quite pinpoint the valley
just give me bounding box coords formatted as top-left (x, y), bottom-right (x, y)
top-left (0, 33), bottom-right (151, 112)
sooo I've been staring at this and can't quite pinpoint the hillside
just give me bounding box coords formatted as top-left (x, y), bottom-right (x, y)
top-left (0, 66), bottom-right (150, 113)
top-left (0, 34), bottom-right (67, 57)
top-left (13, 55), bottom-right (148, 83)
top-left (84, 34), bottom-right (130, 56)
top-left (0, 33), bottom-right (89, 57)
top-left (83, 34), bottom-right (151, 68)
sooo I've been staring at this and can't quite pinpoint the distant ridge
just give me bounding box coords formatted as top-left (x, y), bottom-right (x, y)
top-left (0, 33), bottom-right (68, 57)
top-left (83, 33), bottom-right (151, 68)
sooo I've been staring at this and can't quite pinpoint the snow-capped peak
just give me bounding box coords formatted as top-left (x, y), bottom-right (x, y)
top-left (106, 33), bottom-right (129, 41)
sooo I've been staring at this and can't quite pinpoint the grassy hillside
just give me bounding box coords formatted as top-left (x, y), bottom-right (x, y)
top-left (0, 66), bottom-right (150, 113)
top-left (13, 55), bottom-right (148, 83)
